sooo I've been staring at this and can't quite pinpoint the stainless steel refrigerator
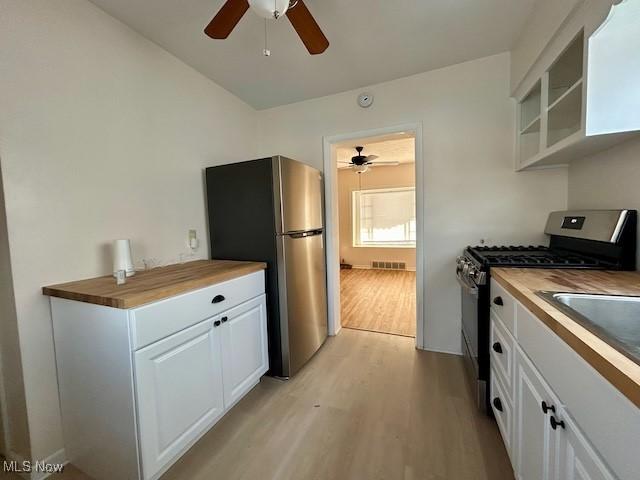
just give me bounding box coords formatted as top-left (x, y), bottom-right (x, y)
top-left (205, 156), bottom-right (328, 377)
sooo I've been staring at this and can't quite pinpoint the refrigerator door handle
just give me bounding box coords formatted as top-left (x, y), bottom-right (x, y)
top-left (286, 229), bottom-right (323, 239)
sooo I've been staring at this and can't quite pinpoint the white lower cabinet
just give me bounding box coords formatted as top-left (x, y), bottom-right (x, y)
top-left (490, 370), bottom-right (513, 459)
top-left (557, 409), bottom-right (616, 480)
top-left (135, 293), bottom-right (268, 479)
top-left (135, 319), bottom-right (225, 479)
top-left (490, 289), bottom-right (625, 480)
top-left (49, 271), bottom-right (268, 480)
top-left (514, 346), bottom-right (560, 480)
top-left (220, 296), bottom-right (269, 407)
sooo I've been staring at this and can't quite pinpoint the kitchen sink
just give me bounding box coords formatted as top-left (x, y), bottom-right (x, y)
top-left (538, 291), bottom-right (640, 364)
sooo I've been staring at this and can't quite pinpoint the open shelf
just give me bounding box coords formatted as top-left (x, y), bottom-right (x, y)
top-left (514, 2), bottom-right (640, 171)
top-left (548, 31), bottom-right (584, 106)
top-left (520, 81), bottom-right (542, 131)
top-left (548, 79), bottom-right (582, 113)
top-left (548, 81), bottom-right (582, 147)
top-left (517, 81), bottom-right (542, 164)
top-left (519, 120), bottom-right (541, 163)
top-left (520, 116), bottom-right (541, 135)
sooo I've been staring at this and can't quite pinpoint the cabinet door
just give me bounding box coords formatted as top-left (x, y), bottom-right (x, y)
top-left (555, 409), bottom-right (616, 480)
top-left (135, 319), bottom-right (224, 479)
top-left (514, 346), bottom-right (560, 480)
top-left (220, 295), bottom-right (269, 408)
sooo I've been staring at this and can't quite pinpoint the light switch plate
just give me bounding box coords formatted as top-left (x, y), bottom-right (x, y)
top-left (188, 230), bottom-right (198, 249)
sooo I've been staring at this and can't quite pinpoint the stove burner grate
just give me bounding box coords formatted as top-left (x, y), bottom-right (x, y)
top-left (467, 245), bottom-right (605, 268)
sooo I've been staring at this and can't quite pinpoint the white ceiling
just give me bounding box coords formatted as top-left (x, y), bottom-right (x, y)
top-left (88, 0), bottom-right (536, 109)
top-left (336, 135), bottom-right (415, 169)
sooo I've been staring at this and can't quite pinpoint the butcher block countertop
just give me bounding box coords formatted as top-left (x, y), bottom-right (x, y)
top-left (42, 260), bottom-right (267, 309)
top-left (492, 268), bottom-right (640, 408)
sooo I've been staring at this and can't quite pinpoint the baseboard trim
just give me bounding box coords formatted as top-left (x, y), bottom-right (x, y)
top-left (349, 265), bottom-right (417, 272)
top-left (5, 449), bottom-right (67, 480)
top-left (421, 347), bottom-right (463, 356)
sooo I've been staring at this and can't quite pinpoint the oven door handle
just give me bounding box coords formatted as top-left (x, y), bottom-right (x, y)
top-left (457, 273), bottom-right (479, 297)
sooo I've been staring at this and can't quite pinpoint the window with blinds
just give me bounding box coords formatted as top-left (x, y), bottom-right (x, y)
top-left (352, 187), bottom-right (416, 247)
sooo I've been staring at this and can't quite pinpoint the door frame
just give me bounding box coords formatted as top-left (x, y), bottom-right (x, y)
top-left (322, 123), bottom-right (425, 349)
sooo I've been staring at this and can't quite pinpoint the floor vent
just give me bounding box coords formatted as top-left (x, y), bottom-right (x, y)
top-left (372, 261), bottom-right (406, 270)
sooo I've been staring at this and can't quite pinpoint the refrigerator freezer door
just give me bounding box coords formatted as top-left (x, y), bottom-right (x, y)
top-left (274, 157), bottom-right (324, 234)
top-left (278, 232), bottom-right (328, 376)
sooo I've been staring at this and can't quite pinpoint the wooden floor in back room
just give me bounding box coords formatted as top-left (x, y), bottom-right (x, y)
top-left (3, 329), bottom-right (513, 480)
top-left (340, 268), bottom-right (417, 337)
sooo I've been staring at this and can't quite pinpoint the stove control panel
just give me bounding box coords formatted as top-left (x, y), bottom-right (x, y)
top-left (456, 255), bottom-right (487, 285)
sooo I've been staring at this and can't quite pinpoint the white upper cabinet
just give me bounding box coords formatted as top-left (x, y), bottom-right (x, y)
top-left (515, 0), bottom-right (640, 170)
top-left (586, 0), bottom-right (640, 136)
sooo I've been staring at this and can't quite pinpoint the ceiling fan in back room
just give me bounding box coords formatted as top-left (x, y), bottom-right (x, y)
top-left (204, 0), bottom-right (329, 56)
top-left (339, 146), bottom-right (400, 174)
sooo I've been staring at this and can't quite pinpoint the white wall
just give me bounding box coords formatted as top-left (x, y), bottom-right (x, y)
top-left (257, 53), bottom-right (568, 354)
top-left (568, 137), bottom-right (640, 264)
top-left (0, 0), bottom-right (258, 462)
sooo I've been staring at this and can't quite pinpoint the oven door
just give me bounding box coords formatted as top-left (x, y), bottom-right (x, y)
top-left (458, 271), bottom-right (486, 410)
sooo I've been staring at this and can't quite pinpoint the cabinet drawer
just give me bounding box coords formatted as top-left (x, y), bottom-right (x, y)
top-left (490, 277), bottom-right (515, 334)
top-left (516, 301), bottom-right (640, 480)
top-left (131, 271), bottom-right (265, 349)
top-left (490, 370), bottom-right (513, 460)
top-left (490, 311), bottom-right (515, 397)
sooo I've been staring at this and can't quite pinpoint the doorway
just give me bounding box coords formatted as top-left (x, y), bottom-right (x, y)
top-left (323, 124), bottom-right (424, 346)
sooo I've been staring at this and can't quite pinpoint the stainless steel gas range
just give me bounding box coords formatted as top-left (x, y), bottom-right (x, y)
top-left (457, 210), bottom-right (637, 412)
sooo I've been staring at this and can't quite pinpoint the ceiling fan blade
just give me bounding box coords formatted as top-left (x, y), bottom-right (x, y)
top-left (204, 0), bottom-right (250, 39)
top-left (365, 155), bottom-right (379, 161)
top-left (371, 161), bottom-right (401, 166)
top-left (286, 0), bottom-right (329, 54)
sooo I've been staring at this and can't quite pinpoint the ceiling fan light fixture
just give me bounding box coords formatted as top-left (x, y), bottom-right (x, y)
top-left (205, 0), bottom-right (329, 55)
top-left (249, 0), bottom-right (290, 19)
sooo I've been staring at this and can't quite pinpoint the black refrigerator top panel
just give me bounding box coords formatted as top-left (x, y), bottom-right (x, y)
top-left (205, 157), bottom-right (284, 375)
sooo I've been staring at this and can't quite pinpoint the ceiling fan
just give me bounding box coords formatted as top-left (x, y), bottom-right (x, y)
top-left (204, 0), bottom-right (329, 55)
top-left (339, 146), bottom-right (400, 174)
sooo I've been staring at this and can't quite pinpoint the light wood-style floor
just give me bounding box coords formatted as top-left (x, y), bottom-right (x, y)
top-left (341, 268), bottom-right (416, 337)
top-left (2, 330), bottom-right (513, 480)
